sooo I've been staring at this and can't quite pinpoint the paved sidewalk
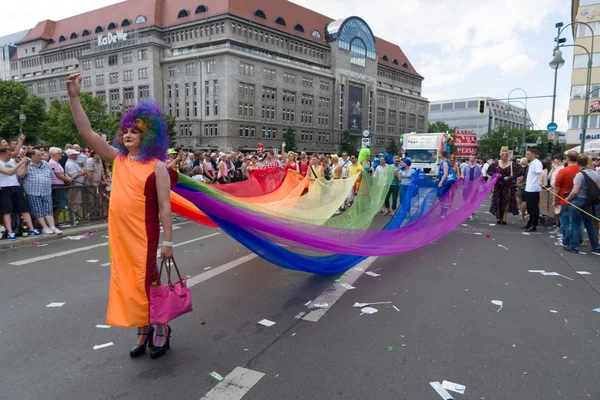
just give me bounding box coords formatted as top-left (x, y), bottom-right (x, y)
top-left (0, 221), bottom-right (108, 250)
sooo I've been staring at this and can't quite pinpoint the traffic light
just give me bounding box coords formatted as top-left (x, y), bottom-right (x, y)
top-left (478, 99), bottom-right (487, 115)
top-left (547, 141), bottom-right (554, 154)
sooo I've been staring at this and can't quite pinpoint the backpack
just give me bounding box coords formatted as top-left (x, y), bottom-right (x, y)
top-left (581, 170), bottom-right (600, 207)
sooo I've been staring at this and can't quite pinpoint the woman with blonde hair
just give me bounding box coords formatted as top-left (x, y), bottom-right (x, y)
top-left (331, 155), bottom-right (342, 179)
top-left (281, 143), bottom-right (299, 173)
top-left (518, 157), bottom-right (529, 221)
top-left (487, 147), bottom-right (524, 224)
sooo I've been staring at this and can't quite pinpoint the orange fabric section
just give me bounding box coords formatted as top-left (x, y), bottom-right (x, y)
top-left (106, 157), bottom-right (158, 328)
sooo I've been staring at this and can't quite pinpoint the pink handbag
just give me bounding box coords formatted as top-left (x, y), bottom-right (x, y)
top-left (149, 257), bottom-right (193, 324)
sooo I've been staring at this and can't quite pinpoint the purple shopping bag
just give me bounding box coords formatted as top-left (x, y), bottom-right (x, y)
top-left (149, 257), bottom-right (193, 324)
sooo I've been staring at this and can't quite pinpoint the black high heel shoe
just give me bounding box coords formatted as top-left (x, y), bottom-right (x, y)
top-left (150, 325), bottom-right (171, 359)
top-left (130, 326), bottom-right (154, 358)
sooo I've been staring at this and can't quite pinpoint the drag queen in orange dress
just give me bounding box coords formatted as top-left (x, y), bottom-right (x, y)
top-left (67, 73), bottom-right (175, 359)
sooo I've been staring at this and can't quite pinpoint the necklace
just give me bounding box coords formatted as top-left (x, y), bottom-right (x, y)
top-left (130, 154), bottom-right (140, 163)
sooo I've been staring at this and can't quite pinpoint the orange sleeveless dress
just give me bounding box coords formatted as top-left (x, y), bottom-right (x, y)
top-left (106, 155), bottom-right (164, 327)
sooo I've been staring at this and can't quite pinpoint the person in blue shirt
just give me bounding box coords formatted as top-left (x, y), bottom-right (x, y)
top-left (383, 156), bottom-right (402, 215)
top-left (437, 151), bottom-right (457, 218)
top-left (399, 158), bottom-right (415, 209)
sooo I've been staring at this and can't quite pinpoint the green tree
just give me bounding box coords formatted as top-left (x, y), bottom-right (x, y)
top-left (478, 127), bottom-right (528, 160)
top-left (283, 126), bottom-right (297, 152)
top-left (339, 129), bottom-right (354, 155)
top-left (386, 138), bottom-right (399, 155)
top-left (428, 121), bottom-right (452, 133)
top-left (0, 80), bottom-right (48, 142)
top-left (42, 93), bottom-right (116, 147)
top-left (163, 115), bottom-right (177, 147)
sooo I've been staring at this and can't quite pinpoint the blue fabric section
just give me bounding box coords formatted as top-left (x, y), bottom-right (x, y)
top-left (181, 170), bottom-right (438, 275)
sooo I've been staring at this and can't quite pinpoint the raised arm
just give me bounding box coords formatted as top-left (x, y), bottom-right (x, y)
top-left (155, 162), bottom-right (173, 259)
top-left (11, 134), bottom-right (25, 159)
top-left (0, 158), bottom-right (25, 175)
top-left (66, 73), bottom-right (119, 163)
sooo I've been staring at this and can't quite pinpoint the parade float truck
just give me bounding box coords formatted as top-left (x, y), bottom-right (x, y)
top-left (401, 132), bottom-right (446, 178)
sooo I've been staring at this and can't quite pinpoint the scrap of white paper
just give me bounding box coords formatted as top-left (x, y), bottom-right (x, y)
top-left (393, 305), bottom-right (400, 312)
top-left (353, 302), bottom-right (391, 308)
top-left (95, 324), bottom-right (111, 329)
top-left (257, 319), bottom-right (276, 327)
top-left (312, 303), bottom-right (329, 308)
top-left (442, 380), bottom-right (466, 395)
top-left (550, 310), bottom-right (558, 313)
top-left (491, 300), bottom-right (503, 312)
top-left (360, 307), bottom-right (378, 315)
top-left (528, 270), bottom-right (545, 273)
top-left (37, 244), bottom-right (48, 247)
top-left (579, 252), bottom-right (587, 255)
top-left (93, 342), bottom-right (113, 350)
top-left (522, 232), bottom-right (530, 236)
top-left (592, 308), bottom-right (600, 313)
top-left (365, 271), bottom-right (381, 277)
top-left (339, 283), bottom-right (356, 290)
top-left (498, 245), bottom-right (509, 250)
top-left (577, 271), bottom-right (592, 275)
top-left (429, 382), bottom-right (454, 400)
top-left (46, 302), bottom-right (65, 308)
top-left (86, 260), bottom-right (99, 263)
top-left (474, 232), bottom-right (483, 236)
top-left (489, 223), bottom-right (496, 226)
top-left (461, 224), bottom-right (469, 227)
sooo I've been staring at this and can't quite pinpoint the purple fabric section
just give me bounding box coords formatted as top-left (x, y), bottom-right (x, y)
top-left (173, 175), bottom-right (498, 256)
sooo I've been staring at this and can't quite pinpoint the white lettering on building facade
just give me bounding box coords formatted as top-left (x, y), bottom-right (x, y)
top-left (97, 30), bottom-right (129, 46)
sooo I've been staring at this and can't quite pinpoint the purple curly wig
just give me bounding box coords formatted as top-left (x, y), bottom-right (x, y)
top-left (113, 99), bottom-right (169, 163)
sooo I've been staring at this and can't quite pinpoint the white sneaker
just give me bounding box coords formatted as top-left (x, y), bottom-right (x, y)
top-left (51, 227), bottom-right (63, 234)
top-left (42, 227), bottom-right (54, 235)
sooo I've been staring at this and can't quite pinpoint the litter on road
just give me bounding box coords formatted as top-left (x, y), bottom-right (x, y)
top-left (46, 302), bottom-right (65, 308)
top-left (592, 308), bottom-right (600, 313)
top-left (304, 301), bottom-right (312, 306)
top-left (339, 283), bottom-right (356, 290)
top-left (203, 267), bottom-right (212, 271)
top-left (442, 380), bottom-right (466, 395)
top-left (353, 302), bottom-right (391, 308)
top-left (312, 303), bottom-right (329, 308)
top-left (209, 372), bottom-right (224, 382)
top-left (95, 324), bottom-right (111, 328)
top-left (360, 307), bottom-right (378, 315)
top-left (550, 310), bottom-right (558, 313)
top-left (93, 342), bottom-right (113, 350)
top-left (498, 245), bottom-right (509, 251)
top-left (86, 260), bottom-right (99, 263)
top-left (37, 244), bottom-right (48, 247)
top-left (334, 278), bottom-right (344, 282)
top-left (257, 319), bottom-right (276, 327)
top-left (387, 346), bottom-right (393, 352)
top-left (528, 270), bottom-right (545, 273)
top-left (393, 305), bottom-right (400, 312)
top-left (429, 381), bottom-right (454, 400)
top-left (365, 271), bottom-right (381, 277)
top-left (577, 271), bottom-right (592, 275)
top-left (491, 300), bottom-right (503, 312)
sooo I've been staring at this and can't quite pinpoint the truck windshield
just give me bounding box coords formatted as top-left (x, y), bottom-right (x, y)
top-left (405, 149), bottom-right (437, 163)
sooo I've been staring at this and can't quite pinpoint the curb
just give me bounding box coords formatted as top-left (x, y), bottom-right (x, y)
top-left (0, 222), bottom-right (109, 250)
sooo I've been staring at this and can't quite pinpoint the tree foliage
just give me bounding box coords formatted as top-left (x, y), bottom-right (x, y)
top-left (477, 127), bottom-right (550, 160)
top-left (42, 93), bottom-right (117, 147)
top-left (0, 80), bottom-right (48, 143)
top-left (163, 115), bottom-right (177, 147)
top-left (339, 129), bottom-right (354, 155)
top-left (386, 138), bottom-right (399, 155)
top-left (283, 126), bottom-right (297, 153)
top-left (428, 121), bottom-right (451, 133)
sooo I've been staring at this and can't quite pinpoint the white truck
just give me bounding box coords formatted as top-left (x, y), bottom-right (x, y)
top-left (401, 132), bottom-right (445, 178)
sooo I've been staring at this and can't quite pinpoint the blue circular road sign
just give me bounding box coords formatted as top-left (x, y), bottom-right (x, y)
top-left (547, 122), bottom-right (558, 132)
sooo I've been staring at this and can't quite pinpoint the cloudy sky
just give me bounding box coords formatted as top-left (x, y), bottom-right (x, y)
top-left (2, 0), bottom-right (573, 131)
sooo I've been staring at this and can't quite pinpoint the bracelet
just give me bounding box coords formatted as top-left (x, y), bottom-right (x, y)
top-left (163, 241), bottom-right (173, 247)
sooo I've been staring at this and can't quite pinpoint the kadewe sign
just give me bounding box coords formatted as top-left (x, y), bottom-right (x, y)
top-left (97, 30), bottom-right (128, 46)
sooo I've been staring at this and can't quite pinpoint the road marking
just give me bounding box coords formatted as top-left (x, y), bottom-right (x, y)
top-left (187, 254), bottom-right (257, 288)
top-left (200, 367), bottom-right (265, 400)
top-left (93, 342), bottom-right (113, 350)
top-left (11, 232), bottom-right (222, 267)
top-left (303, 257), bottom-right (378, 323)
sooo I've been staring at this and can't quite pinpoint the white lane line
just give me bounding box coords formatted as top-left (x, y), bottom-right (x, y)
top-left (93, 342), bottom-right (113, 350)
top-left (303, 257), bottom-right (378, 323)
top-left (10, 243), bottom-right (109, 265)
top-left (187, 254), bottom-right (258, 288)
top-left (200, 367), bottom-right (265, 400)
top-left (12, 232), bottom-right (221, 267)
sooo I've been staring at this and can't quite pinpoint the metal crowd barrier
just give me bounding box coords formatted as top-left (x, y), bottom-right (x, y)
top-left (51, 184), bottom-right (109, 225)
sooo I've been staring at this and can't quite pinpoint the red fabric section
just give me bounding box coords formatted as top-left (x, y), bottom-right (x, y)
top-left (143, 171), bottom-right (161, 323)
top-left (210, 167), bottom-right (286, 197)
top-left (554, 165), bottom-right (580, 205)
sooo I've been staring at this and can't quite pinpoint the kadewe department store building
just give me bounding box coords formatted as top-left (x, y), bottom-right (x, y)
top-left (11, 0), bottom-right (428, 153)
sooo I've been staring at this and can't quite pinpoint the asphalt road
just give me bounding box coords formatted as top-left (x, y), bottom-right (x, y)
top-left (1, 207), bottom-right (599, 400)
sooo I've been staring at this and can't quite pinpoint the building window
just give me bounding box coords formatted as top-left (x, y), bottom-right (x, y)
top-left (283, 90), bottom-right (295, 103)
top-left (262, 127), bottom-right (277, 139)
top-left (121, 19), bottom-right (132, 27)
top-left (123, 52), bottom-right (132, 63)
top-left (124, 87), bottom-right (135, 110)
top-left (123, 70), bottom-right (133, 81)
top-left (262, 87), bottom-right (277, 101)
top-left (239, 62), bottom-right (254, 76)
top-left (37, 82), bottom-right (45, 93)
top-left (213, 80), bottom-right (218, 115)
top-left (95, 58), bottom-right (104, 68)
top-left (282, 108), bottom-right (295, 122)
top-left (82, 60), bottom-right (91, 70)
top-left (206, 60), bottom-right (216, 73)
top-left (108, 55), bottom-right (118, 66)
top-left (109, 72), bottom-right (119, 83)
top-left (238, 102), bottom-right (255, 118)
top-left (138, 68), bottom-right (148, 79)
top-left (302, 77), bottom-right (314, 87)
top-left (95, 26), bottom-right (104, 33)
top-left (135, 15), bottom-right (147, 24)
top-left (70, 32), bottom-right (78, 40)
top-left (261, 105), bottom-right (276, 121)
top-left (275, 17), bottom-right (286, 26)
top-left (109, 89), bottom-right (120, 115)
top-left (185, 63), bottom-right (195, 76)
top-left (206, 100), bottom-right (210, 116)
top-left (96, 91), bottom-right (106, 103)
top-left (96, 74), bottom-right (105, 85)
top-left (177, 9), bottom-right (190, 18)
top-left (138, 49), bottom-right (148, 60)
top-left (168, 66), bottom-right (176, 77)
top-left (368, 91), bottom-right (373, 131)
top-left (319, 81), bottom-right (330, 91)
top-left (301, 94), bottom-right (314, 106)
top-left (239, 82), bottom-right (255, 98)
top-left (138, 85), bottom-right (150, 99)
top-left (283, 72), bottom-right (295, 84)
top-left (195, 5), bottom-right (208, 14)
top-left (49, 81), bottom-right (57, 92)
top-left (59, 35), bottom-right (67, 42)
top-left (262, 67), bottom-right (276, 80)
top-left (108, 22), bottom-right (117, 30)
top-left (254, 9), bottom-right (266, 19)
top-left (294, 24), bottom-right (305, 33)
top-left (339, 84), bottom-right (344, 130)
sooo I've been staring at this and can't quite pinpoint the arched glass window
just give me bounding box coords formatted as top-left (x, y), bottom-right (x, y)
top-left (275, 17), bottom-right (286, 26)
top-left (392, 59), bottom-right (399, 65)
top-left (402, 62), bottom-right (408, 68)
top-left (177, 9), bottom-right (190, 18)
top-left (328, 17), bottom-right (377, 60)
top-left (121, 19), bottom-right (131, 27)
top-left (95, 26), bottom-right (104, 33)
top-left (195, 5), bottom-right (208, 14)
top-left (82, 29), bottom-right (90, 37)
top-left (254, 9), bottom-right (266, 19)
top-left (47, 38), bottom-right (55, 44)
top-left (108, 22), bottom-right (117, 30)
top-left (59, 35), bottom-right (67, 42)
top-left (350, 38), bottom-right (367, 67)
top-left (70, 32), bottom-right (78, 39)
top-left (382, 55), bottom-right (388, 61)
top-left (294, 24), bottom-right (304, 33)
top-left (135, 15), bottom-right (147, 24)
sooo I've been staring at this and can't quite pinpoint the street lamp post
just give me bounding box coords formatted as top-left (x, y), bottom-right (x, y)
top-left (19, 105), bottom-right (26, 135)
top-left (551, 21), bottom-right (595, 153)
top-left (550, 23), bottom-right (566, 124)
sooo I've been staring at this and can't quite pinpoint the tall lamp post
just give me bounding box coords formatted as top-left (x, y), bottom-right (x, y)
top-left (551, 21), bottom-right (594, 153)
top-left (19, 105), bottom-right (26, 135)
top-left (508, 88), bottom-right (529, 154)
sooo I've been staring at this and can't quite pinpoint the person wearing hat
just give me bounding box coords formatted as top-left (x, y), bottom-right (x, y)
top-left (65, 148), bottom-right (88, 221)
top-left (166, 148), bottom-right (180, 171)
